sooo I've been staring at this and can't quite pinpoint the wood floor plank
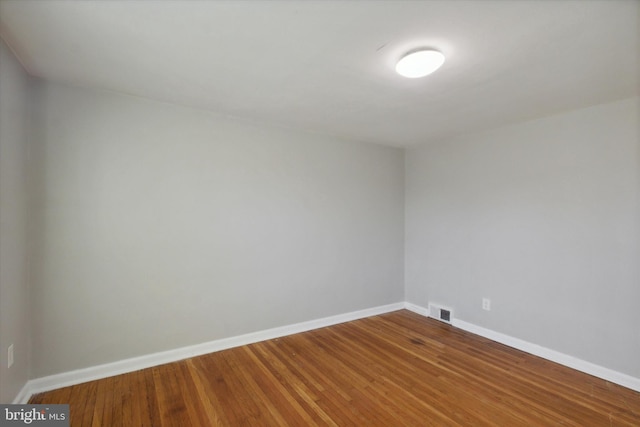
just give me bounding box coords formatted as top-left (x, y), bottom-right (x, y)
top-left (29, 310), bottom-right (640, 426)
top-left (191, 353), bottom-right (247, 426)
top-left (242, 345), bottom-right (320, 426)
top-left (185, 358), bottom-right (229, 426)
top-left (153, 363), bottom-right (191, 427)
top-left (73, 378), bottom-right (98, 426)
top-left (260, 336), bottom-right (376, 425)
top-left (242, 343), bottom-right (336, 426)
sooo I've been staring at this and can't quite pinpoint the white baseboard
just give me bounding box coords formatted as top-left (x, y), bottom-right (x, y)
top-left (12, 383), bottom-right (31, 404)
top-left (404, 302), bottom-right (430, 317)
top-left (14, 300), bottom-right (640, 404)
top-left (405, 302), bottom-right (640, 393)
top-left (20, 302), bottom-right (405, 401)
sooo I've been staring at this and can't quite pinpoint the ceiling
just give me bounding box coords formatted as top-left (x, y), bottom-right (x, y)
top-left (0, 0), bottom-right (638, 147)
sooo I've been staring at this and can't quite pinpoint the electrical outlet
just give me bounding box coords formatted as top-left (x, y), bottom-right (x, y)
top-left (482, 298), bottom-right (491, 311)
top-left (8, 344), bottom-right (14, 368)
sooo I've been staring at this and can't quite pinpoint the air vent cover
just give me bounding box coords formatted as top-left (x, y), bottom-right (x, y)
top-left (428, 303), bottom-right (453, 324)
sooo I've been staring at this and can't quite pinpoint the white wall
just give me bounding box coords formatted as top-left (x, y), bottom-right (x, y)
top-left (406, 97), bottom-right (640, 378)
top-left (0, 40), bottom-right (32, 402)
top-left (29, 82), bottom-right (405, 377)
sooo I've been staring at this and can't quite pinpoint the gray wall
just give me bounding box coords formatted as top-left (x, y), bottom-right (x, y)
top-left (3, 35), bottom-right (639, 398)
top-left (30, 82), bottom-right (405, 377)
top-left (0, 41), bottom-right (32, 402)
top-left (405, 97), bottom-right (640, 378)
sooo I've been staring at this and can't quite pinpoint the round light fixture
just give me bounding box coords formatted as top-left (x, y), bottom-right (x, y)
top-left (395, 49), bottom-right (445, 78)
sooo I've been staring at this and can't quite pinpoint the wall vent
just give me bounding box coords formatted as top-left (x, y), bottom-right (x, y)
top-left (428, 303), bottom-right (453, 324)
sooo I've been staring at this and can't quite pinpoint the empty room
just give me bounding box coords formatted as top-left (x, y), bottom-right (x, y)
top-left (1, 0), bottom-right (639, 425)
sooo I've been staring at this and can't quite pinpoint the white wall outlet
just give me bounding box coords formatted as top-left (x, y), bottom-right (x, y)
top-left (8, 344), bottom-right (14, 368)
top-left (482, 298), bottom-right (491, 311)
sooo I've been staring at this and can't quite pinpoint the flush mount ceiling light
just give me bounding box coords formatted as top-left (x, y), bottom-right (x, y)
top-left (395, 49), bottom-right (445, 78)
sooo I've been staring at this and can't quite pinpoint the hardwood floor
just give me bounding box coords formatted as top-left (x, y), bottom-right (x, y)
top-left (30, 310), bottom-right (640, 426)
